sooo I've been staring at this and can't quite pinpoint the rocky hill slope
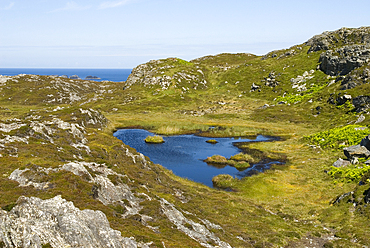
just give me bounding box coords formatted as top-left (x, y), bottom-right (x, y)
top-left (1, 27), bottom-right (370, 247)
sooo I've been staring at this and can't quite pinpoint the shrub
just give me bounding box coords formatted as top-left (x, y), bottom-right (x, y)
top-left (304, 125), bottom-right (369, 149)
top-left (328, 165), bottom-right (370, 182)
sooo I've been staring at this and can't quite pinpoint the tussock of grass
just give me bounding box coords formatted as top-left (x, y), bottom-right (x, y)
top-left (144, 135), bottom-right (165, 143)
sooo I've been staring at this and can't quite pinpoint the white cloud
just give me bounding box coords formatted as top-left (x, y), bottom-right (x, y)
top-left (50, 1), bottom-right (91, 12)
top-left (0, 2), bottom-right (15, 10)
top-left (98, 0), bottom-right (133, 9)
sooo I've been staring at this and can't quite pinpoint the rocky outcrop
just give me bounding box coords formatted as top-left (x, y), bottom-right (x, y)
top-left (160, 198), bottom-right (231, 248)
top-left (340, 67), bottom-right (370, 89)
top-left (336, 94), bottom-right (352, 105)
top-left (262, 71), bottom-right (279, 87)
top-left (341, 134), bottom-right (370, 162)
top-left (353, 95), bottom-right (370, 113)
top-left (343, 144), bottom-right (370, 159)
top-left (0, 195), bottom-right (149, 248)
top-left (306, 26), bottom-right (370, 53)
top-left (319, 45), bottom-right (370, 76)
top-left (290, 70), bottom-right (315, 92)
top-left (125, 58), bottom-right (207, 91)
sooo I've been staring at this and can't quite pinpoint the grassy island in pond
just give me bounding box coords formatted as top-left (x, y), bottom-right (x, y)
top-left (206, 139), bottom-right (218, 144)
top-left (144, 135), bottom-right (165, 143)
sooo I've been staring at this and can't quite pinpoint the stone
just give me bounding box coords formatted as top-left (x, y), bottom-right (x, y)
top-left (355, 114), bottom-right (366, 124)
top-left (319, 45), bottom-right (370, 76)
top-left (250, 83), bottom-right (260, 92)
top-left (336, 94), bottom-right (352, 105)
top-left (360, 134), bottom-right (370, 150)
top-left (332, 158), bottom-right (351, 167)
top-left (343, 144), bottom-right (370, 159)
top-left (0, 195), bottom-right (146, 248)
top-left (353, 95), bottom-right (370, 112)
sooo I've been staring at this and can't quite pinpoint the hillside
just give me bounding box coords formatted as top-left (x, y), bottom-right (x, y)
top-left (1, 26), bottom-right (370, 247)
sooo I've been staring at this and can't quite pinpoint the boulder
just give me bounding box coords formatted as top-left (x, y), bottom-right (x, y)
top-left (319, 45), bottom-right (370, 76)
top-left (250, 83), bottom-right (260, 92)
top-left (343, 144), bottom-right (370, 159)
top-left (332, 158), bottom-right (351, 167)
top-left (336, 94), bottom-right (352, 105)
top-left (353, 95), bottom-right (370, 112)
top-left (360, 134), bottom-right (370, 150)
top-left (0, 195), bottom-right (140, 248)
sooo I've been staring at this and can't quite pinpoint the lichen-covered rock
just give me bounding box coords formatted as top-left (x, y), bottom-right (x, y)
top-left (0, 195), bottom-right (148, 248)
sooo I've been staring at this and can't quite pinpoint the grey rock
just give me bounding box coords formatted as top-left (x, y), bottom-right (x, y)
top-left (332, 158), bottom-right (351, 167)
top-left (343, 144), bottom-right (370, 159)
top-left (0, 195), bottom-right (144, 248)
top-left (353, 95), bottom-right (370, 112)
top-left (160, 198), bottom-right (231, 248)
top-left (336, 94), bottom-right (352, 105)
top-left (250, 83), bottom-right (260, 92)
top-left (355, 114), bottom-right (366, 124)
top-left (332, 192), bottom-right (353, 205)
top-left (319, 45), bottom-right (370, 76)
top-left (306, 27), bottom-right (370, 53)
top-left (360, 134), bottom-right (370, 150)
top-left (69, 75), bottom-right (81, 79)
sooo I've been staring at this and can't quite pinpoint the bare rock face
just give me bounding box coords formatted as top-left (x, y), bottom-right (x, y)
top-left (319, 45), bottom-right (370, 76)
top-left (0, 195), bottom-right (147, 248)
top-left (353, 95), bottom-right (370, 113)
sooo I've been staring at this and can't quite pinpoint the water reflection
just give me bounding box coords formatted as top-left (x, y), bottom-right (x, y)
top-left (114, 129), bottom-right (283, 187)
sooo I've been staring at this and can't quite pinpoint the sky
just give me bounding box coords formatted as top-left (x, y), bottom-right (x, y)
top-left (0, 0), bottom-right (369, 69)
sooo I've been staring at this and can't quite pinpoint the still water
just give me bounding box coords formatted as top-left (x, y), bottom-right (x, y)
top-left (114, 129), bottom-right (282, 187)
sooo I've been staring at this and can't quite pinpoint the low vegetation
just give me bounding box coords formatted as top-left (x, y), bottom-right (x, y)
top-left (3, 27), bottom-right (370, 247)
top-left (144, 135), bottom-right (165, 143)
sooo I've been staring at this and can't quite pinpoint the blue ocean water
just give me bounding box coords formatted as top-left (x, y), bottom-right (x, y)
top-left (0, 68), bottom-right (132, 82)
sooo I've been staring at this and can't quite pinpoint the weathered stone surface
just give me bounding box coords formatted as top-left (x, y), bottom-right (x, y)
top-left (353, 95), bottom-right (370, 112)
top-left (306, 27), bottom-right (370, 53)
top-left (160, 198), bottom-right (231, 248)
top-left (336, 94), bottom-right (352, 105)
top-left (319, 45), bottom-right (370, 76)
top-left (332, 158), bottom-right (351, 168)
top-left (343, 144), bottom-right (370, 159)
top-left (0, 195), bottom-right (147, 248)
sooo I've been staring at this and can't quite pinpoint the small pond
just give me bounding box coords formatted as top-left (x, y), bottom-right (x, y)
top-left (114, 129), bottom-right (283, 187)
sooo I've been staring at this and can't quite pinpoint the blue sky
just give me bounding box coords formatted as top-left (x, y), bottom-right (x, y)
top-left (0, 0), bottom-right (369, 68)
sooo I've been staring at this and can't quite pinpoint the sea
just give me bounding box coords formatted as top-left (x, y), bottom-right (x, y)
top-left (0, 68), bottom-right (132, 82)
